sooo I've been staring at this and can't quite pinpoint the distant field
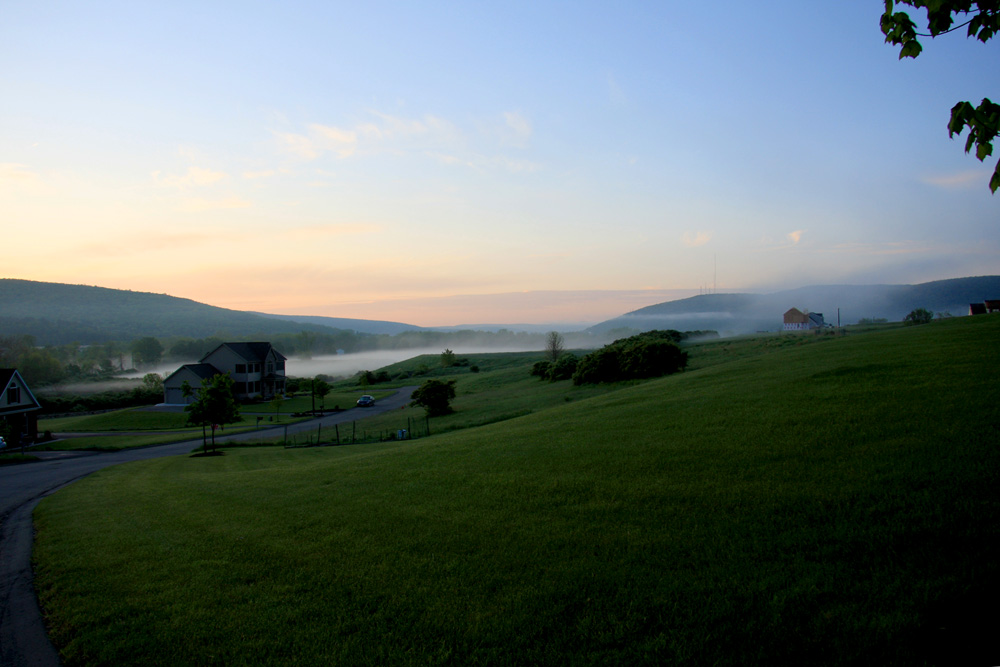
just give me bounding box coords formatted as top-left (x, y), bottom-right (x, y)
top-left (33, 317), bottom-right (1000, 664)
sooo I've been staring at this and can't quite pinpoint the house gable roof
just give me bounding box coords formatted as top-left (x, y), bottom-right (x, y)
top-left (164, 363), bottom-right (221, 384)
top-left (0, 368), bottom-right (42, 414)
top-left (200, 342), bottom-right (286, 364)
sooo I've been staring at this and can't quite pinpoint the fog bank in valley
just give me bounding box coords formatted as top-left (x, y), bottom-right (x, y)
top-left (286, 346), bottom-right (542, 379)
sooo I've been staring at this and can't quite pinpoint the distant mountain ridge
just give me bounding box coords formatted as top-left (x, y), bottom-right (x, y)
top-left (589, 276), bottom-right (1000, 335)
top-left (3, 276), bottom-right (997, 346)
top-left (251, 312), bottom-right (421, 336)
top-left (0, 280), bottom-right (418, 345)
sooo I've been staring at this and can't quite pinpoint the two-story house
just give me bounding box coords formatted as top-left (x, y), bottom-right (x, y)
top-left (1, 368), bottom-right (42, 445)
top-left (163, 342), bottom-right (287, 404)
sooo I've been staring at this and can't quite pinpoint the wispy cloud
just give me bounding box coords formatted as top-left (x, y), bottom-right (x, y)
top-left (273, 131), bottom-right (319, 159)
top-left (177, 196), bottom-right (252, 212)
top-left (606, 71), bottom-right (627, 107)
top-left (287, 223), bottom-right (377, 239)
top-left (153, 166), bottom-right (227, 188)
top-left (309, 123), bottom-right (358, 158)
top-left (750, 229), bottom-right (806, 252)
top-left (425, 152), bottom-right (466, 166)
top-left (826, 241), bottom-right (933, 256)
top-left (243, 169), bottom-right (276, 180)
top-left (921, 169), bottom-right (988, 189)
top-left (0, 162), bottom-right (40, 181)
top-left (501, 111), bottom-right (532, 147)
top-left (76, 231), bottom-right (221, 256)
top-left (681, 231), bottom-right (712, 247)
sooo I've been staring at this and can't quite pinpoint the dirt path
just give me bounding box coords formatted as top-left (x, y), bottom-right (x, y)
top-left (0, 387), bottom-right (416, 666)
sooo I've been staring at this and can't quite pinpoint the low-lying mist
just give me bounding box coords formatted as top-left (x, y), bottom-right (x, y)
top-left (286, 345), bottom-right (542, 379)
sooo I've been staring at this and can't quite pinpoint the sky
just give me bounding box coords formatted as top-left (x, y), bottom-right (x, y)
top-left (2, 1), bottom-right (998, 326)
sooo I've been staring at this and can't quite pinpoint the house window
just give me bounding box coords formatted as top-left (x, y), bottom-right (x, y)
top-left (267, 362), bottom-right (274, 374)
top-left (7, 386), bottom-right (20, 404)
top-left (235, 382), bottom-right (247, 394)
top-left (235, 364), bottom-right (246, 374)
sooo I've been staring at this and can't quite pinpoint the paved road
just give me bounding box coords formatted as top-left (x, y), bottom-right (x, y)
top-left (0, 387), bottom-right (416, 667)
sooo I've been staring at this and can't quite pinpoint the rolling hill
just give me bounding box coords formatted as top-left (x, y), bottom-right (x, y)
top-left (0, 280), bottom-right (417, 345)
top-left (589, 276), bottom-right (1000, 335)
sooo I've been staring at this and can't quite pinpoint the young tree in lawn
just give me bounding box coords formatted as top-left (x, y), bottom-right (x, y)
top-left (313, 377), bottom-right (331, 411)
top-left (269, 393), bottom-right (284, 422)
top-left (440, 349), bottom-right (457, 368)
top-left (185, 373), bottom-right (241, 453)
top-left (410, 379), bottom-right (457, 417)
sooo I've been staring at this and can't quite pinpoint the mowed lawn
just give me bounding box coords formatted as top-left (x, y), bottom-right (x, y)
top-left (33, 316), bottom-right (1000, 666)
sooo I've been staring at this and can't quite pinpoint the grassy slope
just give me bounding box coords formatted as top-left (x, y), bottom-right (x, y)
top-left (33, 317), bottom-right (1000, 666)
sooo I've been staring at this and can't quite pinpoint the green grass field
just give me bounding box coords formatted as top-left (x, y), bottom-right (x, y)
top-left (32, 317), bottom-right (1000, 665)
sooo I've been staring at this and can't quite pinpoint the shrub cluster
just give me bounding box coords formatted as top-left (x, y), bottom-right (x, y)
top-left (530, 354), bottom-right (579, 382)
top-left (410, 379), bottom-right (457, 417)
top-left (572, 331), bottom-right (688, 385)
top-left (40, 386), bottom-right (163, 415)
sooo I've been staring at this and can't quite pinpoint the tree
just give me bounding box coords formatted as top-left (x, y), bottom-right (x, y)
top-left (270, 393), bottom-right (285, 422)
top-left (410, 379), bottom-right (457, 417)
top-left (185, 373), bottom-right (241, 453)
top-left (881, 0), bottom-right (1000, 192)
top-left (440, 348), bottom-right (457, 368)
top-left (131, 337), bottom-right (164, 367)
top-left (313, 377), bottom-right (331, 411)
top-left (17, 349), bottom-right (64, 385)
top-left (545, 331), bottom-right (564, 362)
top-left (142, 373), bottom-right (164, 394)
top-left (904, 307), bottom-right (935, 325)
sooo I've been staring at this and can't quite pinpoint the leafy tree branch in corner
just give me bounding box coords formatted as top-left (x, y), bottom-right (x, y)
top-left (881, 0), bottom-right (1000, 192)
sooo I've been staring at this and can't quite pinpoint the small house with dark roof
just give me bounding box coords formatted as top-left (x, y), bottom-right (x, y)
top-left (1, 368), bottom-right (42, 445)
top-left (163, 342), bottom-right (286, 405)
top-left (969, 303), bottom-right (988, 316)
top-left (984, 300), bottom-right (1000, 313)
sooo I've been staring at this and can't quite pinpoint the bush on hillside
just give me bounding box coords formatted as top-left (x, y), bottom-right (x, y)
top-left (410, 379), bottom-right (457, 417)
top-left (573, 331), bottom-right (688, 385)
top-left (530, 361), bottom-right (552, 379)
top-left (547, 353), bottom-right (579, 381)
top-left (904, 308), bottom-right (934, 325)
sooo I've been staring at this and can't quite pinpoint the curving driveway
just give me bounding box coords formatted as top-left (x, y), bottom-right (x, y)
top-left (0, 387), bottom-right (416, 666)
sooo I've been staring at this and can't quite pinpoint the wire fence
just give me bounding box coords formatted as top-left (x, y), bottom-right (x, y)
top-left (230, 416), bottom-right (433, 449)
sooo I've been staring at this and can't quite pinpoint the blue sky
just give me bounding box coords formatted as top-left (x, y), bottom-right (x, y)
top-left (2, 1), bottom-right (997, 325)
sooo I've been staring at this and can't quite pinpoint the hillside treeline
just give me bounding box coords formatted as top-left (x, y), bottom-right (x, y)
top-left (1, 326), bottom-right (718, 389)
